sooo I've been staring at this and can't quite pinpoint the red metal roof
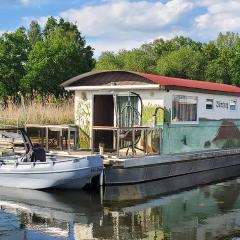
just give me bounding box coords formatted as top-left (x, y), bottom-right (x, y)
top-left (135, 72), bottom-right (240, 94)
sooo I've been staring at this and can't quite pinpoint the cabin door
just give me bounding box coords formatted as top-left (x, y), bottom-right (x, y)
top-left (93, 95), bottom-right (114, 151)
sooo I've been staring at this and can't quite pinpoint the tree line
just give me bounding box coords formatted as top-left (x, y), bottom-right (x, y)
top-left (0, 17), bottom-right (95, 104)
top-left (1, 16), bottom-right (240, 104)
top-left (96, 32), bottom-right (240, 87)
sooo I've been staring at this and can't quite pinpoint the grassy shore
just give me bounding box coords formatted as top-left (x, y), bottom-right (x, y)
top-left (0, 99), bottom-right (75, 127)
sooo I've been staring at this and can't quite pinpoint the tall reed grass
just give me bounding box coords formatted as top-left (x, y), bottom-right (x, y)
top-left (0, 99), bottom-right (75, 126)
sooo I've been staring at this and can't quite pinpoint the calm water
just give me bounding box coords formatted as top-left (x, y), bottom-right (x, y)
top-left (1, 176), bottom-right (240, 240)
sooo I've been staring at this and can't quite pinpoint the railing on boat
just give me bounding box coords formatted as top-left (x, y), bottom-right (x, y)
top-left (92, 126), bottom-right (161, 158)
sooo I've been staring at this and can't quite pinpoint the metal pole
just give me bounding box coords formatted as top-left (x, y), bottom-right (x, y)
top-left (91, 128), bottom-right (94, 154)
top-left (117, 128), bottom-right (120, 157)
top-left (46, 127), bottom-right (48, 152)
top-left (60, 128), bottom-right (63, 151)
top-left (68, 127), bottom-right (70, 154)
top-left (132, 128), bottom-right (135, 155)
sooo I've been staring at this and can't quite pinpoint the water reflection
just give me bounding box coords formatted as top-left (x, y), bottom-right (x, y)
top-left (2, 175), bottom-right (240, 239)
top-left (0, 188), bottom-right (102, 239)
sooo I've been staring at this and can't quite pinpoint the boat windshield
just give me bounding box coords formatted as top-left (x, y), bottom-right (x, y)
top-left (0, 129), bottom-right (27, 157)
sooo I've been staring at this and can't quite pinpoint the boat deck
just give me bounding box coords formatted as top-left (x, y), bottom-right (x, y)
top-left (47, 148), bottom-right (240, 168)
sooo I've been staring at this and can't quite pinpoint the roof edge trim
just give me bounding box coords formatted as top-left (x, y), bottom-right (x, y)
top-left (65, 84), bottom-right (160, 91)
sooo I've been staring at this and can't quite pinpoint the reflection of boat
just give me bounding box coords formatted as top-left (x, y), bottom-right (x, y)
top-left (0, 187), bottom-right (102, 222)
top-left (0, 129), bottom-right (103, 189)
top-left (3, 178), bottom-right (240, 240)
top-left (102, 178), bottom-right (240, 240)
top-left (0, 187), bottom-right (102, 239)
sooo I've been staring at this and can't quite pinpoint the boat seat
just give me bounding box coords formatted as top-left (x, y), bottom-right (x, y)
top-left (31, 146), bottom-right (46, 162)
top-left (21, 145), bottom-right (46, 162)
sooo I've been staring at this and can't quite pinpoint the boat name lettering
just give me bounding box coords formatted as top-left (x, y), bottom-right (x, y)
top-left (216, 101), bottom-right (228, 109)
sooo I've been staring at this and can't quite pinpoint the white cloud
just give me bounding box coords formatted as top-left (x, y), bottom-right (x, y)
top-left (90, 30), bottom-right (188, 56)
top-left (196, 0), bottom-right (240, 33)
top-left (19, 0), bottom-right (30, 5)
top-left (21, 0), bottom-right (240, 56)
top-left (60, 0), bottom-right (194, 37)
top-left (22, 16), bottom-right (59, 29)
top-left (58, 0), bottom-right (195, 55)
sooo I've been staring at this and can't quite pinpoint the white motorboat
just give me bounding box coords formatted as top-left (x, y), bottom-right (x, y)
top-left (0, 128), bottom-right (103, 189)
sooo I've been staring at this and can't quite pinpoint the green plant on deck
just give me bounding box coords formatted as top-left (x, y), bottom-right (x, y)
top-left (142, 104), bottom-right (164, 126)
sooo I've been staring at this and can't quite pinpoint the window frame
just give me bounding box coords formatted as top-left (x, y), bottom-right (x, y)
top-left (206, 98), bottom-right (214, 110)
top-left (171, 95), bottom-right (198, 124)
top-left (229, 100), bottom-right (237, 111)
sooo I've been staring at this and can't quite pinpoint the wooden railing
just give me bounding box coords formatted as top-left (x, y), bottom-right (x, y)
top-left (92, 126), bottom-right (161, 158)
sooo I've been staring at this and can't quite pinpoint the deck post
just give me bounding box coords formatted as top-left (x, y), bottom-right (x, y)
top-left (74, 127), bottom-right (78, 150)
top-left (45, 127), bottom-right (48, 152)
top-left (132, 127), bottom-right (135, 155)
top-left (68, 127), bottom-right (70, 153)
top-left (60, 128), bottom-right (63, 151)
top-left (117, 128), bottom-right (120, 157)
top-left (91, 128), bottom-right (94, 154)
top-left (99, 169), bottom-right (104, 186)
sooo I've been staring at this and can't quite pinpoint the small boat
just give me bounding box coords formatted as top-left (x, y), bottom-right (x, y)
top-left (0, 128), bottom-right (103, 189)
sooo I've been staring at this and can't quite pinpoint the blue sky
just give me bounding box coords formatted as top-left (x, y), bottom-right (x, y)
top-left (0, 0), bottom-right (239, 56)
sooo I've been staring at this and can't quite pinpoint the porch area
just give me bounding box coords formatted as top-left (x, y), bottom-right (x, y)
top-left (89, 93), bottom-right (162, 158)
top-left (92, 126), bottom-right (161, 158)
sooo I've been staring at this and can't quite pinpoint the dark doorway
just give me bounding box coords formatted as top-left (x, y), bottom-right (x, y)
top-left (93, 95), bottom-right (114, 151)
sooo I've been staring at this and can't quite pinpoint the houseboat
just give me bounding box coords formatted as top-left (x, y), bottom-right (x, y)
top-left (62, 70), bottom-right (240, 185)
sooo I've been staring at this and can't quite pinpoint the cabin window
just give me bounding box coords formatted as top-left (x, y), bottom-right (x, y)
top-left (229, 100), bottom-right (237, 110)
top-left (206, 99), bottom-right (214, 110)
top-left (172, 95), bottom-right (198, 122)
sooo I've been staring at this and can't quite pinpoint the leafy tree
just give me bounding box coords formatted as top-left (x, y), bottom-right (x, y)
top-left (118, 49), bottom-right (155, 72)
top-left (96, 48), bottom-right (157, 73)
top-left (156, 48), bottom-right (205, 80)
top-left (23, 18), bottom-right (95, 99)
top-left (204, 32), bottom-right (239, 85)
top-left (95, 51), bottom-right (122, 70)
top-left (43, 16), bottom-right (58, 37)
top-left (96, 33), bottom-right (240, 86)
top-left (202, 41), bottom-right (219, 62)
top-left (28, 20), bottom-right (42, 47)
top-left (0, 27), bottom-right (29, 102)
top-left (152, 36), bottom-right (203, 58)
top-left (216, 32), bottom-right (239, 49)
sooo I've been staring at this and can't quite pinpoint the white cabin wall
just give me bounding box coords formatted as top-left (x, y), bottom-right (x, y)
top-left (74, 89), bottom-right (166, 129)
top-left (164, 90), bottom-right (240, 121)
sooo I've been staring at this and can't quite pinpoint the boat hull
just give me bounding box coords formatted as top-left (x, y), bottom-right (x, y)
top-left (104, 150), bottom-right (240, 185)
top-left (0, 156), bottom-right (103, 189)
